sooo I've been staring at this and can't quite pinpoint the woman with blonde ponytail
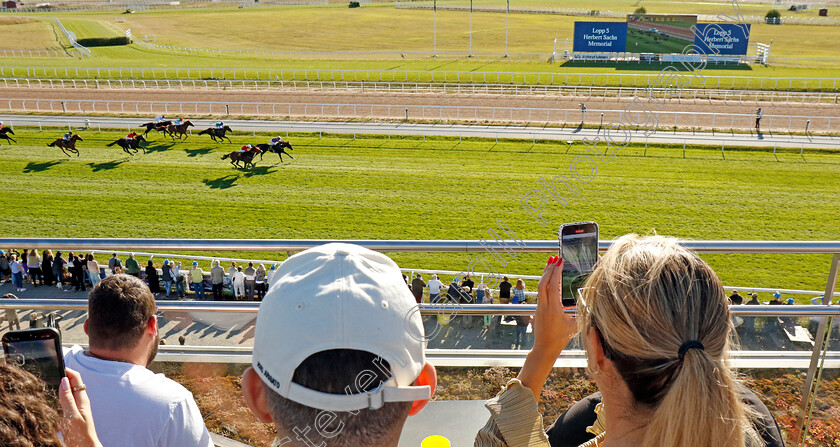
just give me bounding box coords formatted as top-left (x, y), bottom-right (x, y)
top-left (476, 234), bottom-right (783, 447)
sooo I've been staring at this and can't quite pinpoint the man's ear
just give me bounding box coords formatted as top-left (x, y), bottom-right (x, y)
top-left (241, 367), bottom-right (273, 423)
top-left (408, 362), bottom-right (437, 416)
top-left (83, 319), bottom-right (89, 336)
top-left (147, 316), bottom-right (158, 337)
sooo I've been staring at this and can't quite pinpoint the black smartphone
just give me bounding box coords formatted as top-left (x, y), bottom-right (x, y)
top-left (559, 222), bottom-right (599, 307)
top-left (2, 327), bottom-right (66, 392)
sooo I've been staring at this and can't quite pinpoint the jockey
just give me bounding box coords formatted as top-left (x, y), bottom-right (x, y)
top-left (174, 117), bottom-right (182, 126)
top-left (240, 144), bottom-right (252, 153)
top-left (63, 131), bottom-right (73, 142)
top-left (154, 114), bottom-right (166, 123)
top-left (126, 132), bottom-right (138, 141)
top-left (215, 121), bottom-right (224, 130)
top-left (269, 136), bottom-right (284, 145)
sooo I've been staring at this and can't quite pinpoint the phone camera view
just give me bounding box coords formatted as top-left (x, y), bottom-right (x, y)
top-left (4, 338), bottom-right (63, 389)
top-left (561, 223), bottom-right (599, 305)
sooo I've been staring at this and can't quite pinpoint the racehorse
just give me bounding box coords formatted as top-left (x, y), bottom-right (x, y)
top-left (221, 146), bottom-right (261, 169)
top-left (48, 134), bottom-right (84, 157)
top-left (198, 126), bottom-right (233, 143)
top-left (139, 121), bottom-right (173, 137)
top-left (0, 128), bottom-right (15, 144)
top-left (165, 120), bottom-right (194, 140)
top-left (256, 141), bottom-right (294, 162)
top-left (106, 135), bottom-right (148, 155)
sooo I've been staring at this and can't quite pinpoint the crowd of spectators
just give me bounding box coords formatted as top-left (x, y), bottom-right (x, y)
top-left (0, 239), bottom-right (790, 447)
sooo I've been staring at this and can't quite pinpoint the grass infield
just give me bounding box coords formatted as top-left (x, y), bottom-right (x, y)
top-left (3, 126), bottom-right (838, 301)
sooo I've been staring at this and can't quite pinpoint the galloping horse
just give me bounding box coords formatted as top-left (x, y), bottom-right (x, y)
top-left (256, 141), bottom-right (294, 162)
top-left (165, 120), bottom-right (194, 140)
top-left (221, 146), bottom-right (261, 169)
top-left (139, 121), bottom-right (173, 137)
top-left (0, 128), bottom-right (16, 144)
top-left (48, 135), bottom-right (84, 157)
top-left (198, 126), bottom-right (233, 143)
top-left (106, 135), bottom-right (148, 155)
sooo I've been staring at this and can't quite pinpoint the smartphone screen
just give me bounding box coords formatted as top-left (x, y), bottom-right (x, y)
top-left (559, 222), bottom-right (599, 306)
top-left (2, 328), bottom-right (66, 391)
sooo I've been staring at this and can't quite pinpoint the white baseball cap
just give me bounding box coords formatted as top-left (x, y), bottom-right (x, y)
top-left (252, 243), bottom-right (429, 412)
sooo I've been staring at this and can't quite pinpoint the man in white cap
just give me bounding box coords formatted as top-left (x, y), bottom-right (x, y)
top-left (241, 243), bottom-right (437, 447)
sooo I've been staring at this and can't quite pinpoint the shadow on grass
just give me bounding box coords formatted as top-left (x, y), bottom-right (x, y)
top-left (243, 166), bottom-right (277, 177)
top-left (143, 142), bottom-right (175, 153)
top-left (23, 160), bottom-right (64, 173)
top-left (184, 147), bottom-right (213, 157)
top-left (203, 174), bottom-right (240, 189)
top-left (88, 159), bottom-right (129, 172)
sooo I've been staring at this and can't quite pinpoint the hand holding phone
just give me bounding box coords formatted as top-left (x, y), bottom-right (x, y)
top-left (2, 327), bottom-right (66, 392)
top-left (559, 222), bottom-right (599, 307)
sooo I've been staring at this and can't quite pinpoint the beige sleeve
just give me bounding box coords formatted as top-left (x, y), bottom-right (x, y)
top-left (475, 379), bottom-right (552, 447)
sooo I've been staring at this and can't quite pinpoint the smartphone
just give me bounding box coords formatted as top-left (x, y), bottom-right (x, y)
top-left (2, 327), bottom-right (66, 392)
top-left (559, 222), bottom-right (599, 307)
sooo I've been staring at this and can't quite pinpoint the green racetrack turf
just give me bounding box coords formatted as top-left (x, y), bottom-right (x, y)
top-left (3, 127), bottom-right (838, 301)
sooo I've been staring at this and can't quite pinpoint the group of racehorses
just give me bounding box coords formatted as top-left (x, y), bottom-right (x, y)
top-left (1, 120), bottom-right (294, 168)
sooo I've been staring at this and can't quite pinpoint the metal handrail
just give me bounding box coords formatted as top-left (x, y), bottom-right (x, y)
top-left (2, 300), bottom-right (838, 317)
top-left (2, 238), bottom-right (839, 253)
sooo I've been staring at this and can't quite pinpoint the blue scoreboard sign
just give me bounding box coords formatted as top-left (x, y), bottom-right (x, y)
top-left (693, 23), bottom-right (751, 55)
top-left (573, 22), bottom-right (628, 52)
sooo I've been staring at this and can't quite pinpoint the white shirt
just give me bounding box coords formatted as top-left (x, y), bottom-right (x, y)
top-left (63, 345), bottom-right (213, 447)
top-left (427, 279), bottom-right (444, 294)
top-left (233, 271), bottom-right (246, 285)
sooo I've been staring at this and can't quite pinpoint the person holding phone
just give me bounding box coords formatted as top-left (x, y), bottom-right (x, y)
top-left (475, 235), bottom-right (783, 447)
top-left (0, 364), bottom-right (101, 447)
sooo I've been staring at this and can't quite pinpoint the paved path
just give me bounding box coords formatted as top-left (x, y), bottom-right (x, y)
top-left (2, 114), bottom-right (838, 149)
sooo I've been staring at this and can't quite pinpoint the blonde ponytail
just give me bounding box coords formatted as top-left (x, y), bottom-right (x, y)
top-left (578, 234), bottom-right (760, 447)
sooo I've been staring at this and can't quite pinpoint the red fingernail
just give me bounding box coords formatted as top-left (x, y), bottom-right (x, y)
top-left (556, 257), bottom-right (563, 265)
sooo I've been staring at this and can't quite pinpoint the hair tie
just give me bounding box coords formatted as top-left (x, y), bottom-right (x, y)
top-left (678, 340), bottom-right (705, 361)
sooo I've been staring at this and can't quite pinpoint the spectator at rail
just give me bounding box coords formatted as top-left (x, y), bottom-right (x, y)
top-left (747, 292), bottom-right (760, 305)
top-left (71, 252), bottom-right (86, 292)
top-left (2, 293), bottom-right (21, 331)
top-left (0, 250), bottom-right (10, 283)
top-left (244, 262), bottom-right (256, 300)
top-left (41, 249), bottom-right (54, 286)
top-left (63, 274), bottom-right (213, 447)
top-left (729, 289), bottom-right (744, 305)
top-left (189, 261), bottom-right (205, 300)
top-left (86, 254), bottom-right (101, 287)
top-left (227, 262), bottom-right (237, 296)
top-left (173, 261), bottom-right (185, 298)
top-left (447, 277), bottom-right (465, 303)
top-left (462, 274), bottom-right (475, 301)
top-left (427, 274), bottom-right (444, 303)
top-left (769, 291), bottom-right (783, 305)
top-left (53, 251), bottom-right (67, 289)
top-left (482, 285), bottom-right (495, 331)
top-left (125, 252), bottom-right (141, 278)
top-left (10, 253), bottom-right (27, 292)
top-left (512, 278), bottom-right (527, 304)
top-left (786, 298), bottom-right (794, 305)
top-left (210, 260), bottom-right (225, 300)
top-left (145, 260), bottom-right (160, 296)
top-left (498, 276), bottom-right (512, 304)
top-left (513, 300), bottom-right (531, 350)
top-left (411, 273), bottom-right (426, 303)
top-left (475, 236), bottom-right (784, 447)
top-left (239, 243), bottom-right (436, 447)
top-left (161, 260), bottom-right (174, 298)
top-left (255, 264), bottom-right (267, 300)
top-left (27, 249), bottom-right (43, 287)
top-left (232, 266), bottom-right (246, 300)
top-left (266, 264), bottom-right (277, 285)
top-left (755, 107), bottom-right (763, 131)
top-left (108, 253), bottom-right (122, 274)
top-left (579, 103), bottom-right (587, 125)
